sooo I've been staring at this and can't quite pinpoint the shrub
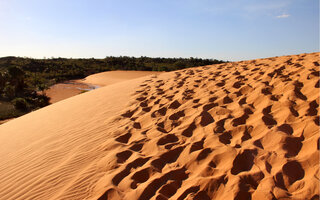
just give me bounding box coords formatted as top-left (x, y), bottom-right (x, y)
top-left (0, 101), bottom-right (24, 120)
top-left (3, 85), bottom-right (15, 99)
top-left (36, 95), bottom-right (50, 107)
top-left (12, 98), bottom-right (28, 111)
top-left (174, 61), bottom-right (187, 70)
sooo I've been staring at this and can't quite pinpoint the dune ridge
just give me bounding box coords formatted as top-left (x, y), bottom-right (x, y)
top-left (45, 71), bottom-right (162, 103)
top-left (0, 53), bottom-right (319, 200)
top-left (0, 74), bottom-right (159, 200)
top-left (78, 70), bottom-right (164, 87)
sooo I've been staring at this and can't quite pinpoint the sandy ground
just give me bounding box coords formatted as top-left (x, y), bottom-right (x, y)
top-left (0, 53), bottom-right (319, 200)
top-left (0, 118), bottom-right (14, 125)
top-left (45, 71), bottom-right (162, 103)
top-left (79, 70), bottom-right (165, 87)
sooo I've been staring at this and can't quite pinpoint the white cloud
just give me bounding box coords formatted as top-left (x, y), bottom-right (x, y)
top-left (276, 14), bottom-right (290, 18)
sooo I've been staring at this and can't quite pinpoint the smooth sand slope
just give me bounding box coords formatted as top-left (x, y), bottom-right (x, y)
top-left (0, 53), bottom-right (319, 200)
top-left (46, 71), bottom-right (162, 103)
top-left (79, 71), bottom-right (164, 87)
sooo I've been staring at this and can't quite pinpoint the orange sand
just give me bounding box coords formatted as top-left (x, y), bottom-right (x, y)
top-left (0, 53), bottom-right (319, 200)
top-left (45, 71), bottom-right (162, 103)
top-left (78, 70), bottom-right (164, 87)
top-left (0, 118), bottom-right (13, 125)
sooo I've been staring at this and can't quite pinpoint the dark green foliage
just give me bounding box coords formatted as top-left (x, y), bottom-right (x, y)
top-left (12, 98), bottom-right (28, 111)
top-left (32, 94), bottom-right (50, 108)
top-left (3, 84), bottom-right (15, 99)
top-left (8, 66), bottom-right (25, 91)
top-left (0, 63), bottom-right (52, 119)
top-left (174, 61), bottom-right (187, 70)
top-left (0, 72), bottom-right (6, 90)
top-left (0, 101), bottom-right (25, 120)
top-left (8, 65), bottom-right (25, 78)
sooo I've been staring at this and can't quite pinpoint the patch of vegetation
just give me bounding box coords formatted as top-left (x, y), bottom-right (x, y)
top-left (0, 65), bottom-right (50, 120)
top-left (0, 56), bottom-right (225, 120)
top-left (0, 101), bottom-right (26, 120)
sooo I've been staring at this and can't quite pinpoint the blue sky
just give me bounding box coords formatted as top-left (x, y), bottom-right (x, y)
top-left (0, 0), bottom-right (318, 61)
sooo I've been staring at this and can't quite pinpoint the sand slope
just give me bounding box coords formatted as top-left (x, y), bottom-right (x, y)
top-left (79, 71), bottom-right (164, 87)
top-left (0, 74), bottom-right (161, 200)
top-left (46, 71), bottom-right (162, 103)
top-left (0, 53), bottom-right (319, 200)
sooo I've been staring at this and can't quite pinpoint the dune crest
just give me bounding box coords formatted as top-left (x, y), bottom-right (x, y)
top-left (0, 53), bottom-right (319, 200)
top-left (45, 71), bottom-right (162, 103)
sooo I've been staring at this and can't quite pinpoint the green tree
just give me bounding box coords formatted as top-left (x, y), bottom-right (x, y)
top-left (8, 66), bottom-right (25, 93)
top-left (174, 61), bottom-right (187, 70)
top-left (3, 84), bottom-right (15, 99)
top-left (12, 98), bottom-right (28, 111)
top-left (0, 72), bottom-right (6, 91)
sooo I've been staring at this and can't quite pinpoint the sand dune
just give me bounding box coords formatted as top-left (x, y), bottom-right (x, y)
top-left (0, 53), bottom-right (319, 200)
top-left (79, 71), bottom-right (164, 87)
top-left (46, 71), bottom-right (162, 103)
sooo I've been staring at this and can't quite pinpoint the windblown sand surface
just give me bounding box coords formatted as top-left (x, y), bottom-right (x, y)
top-left (0, 53), bottom-right (319, 200)
top-left (79, 71), bottom-right (164, 87)
top-left (46, 71), bottom-right (162, 103)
